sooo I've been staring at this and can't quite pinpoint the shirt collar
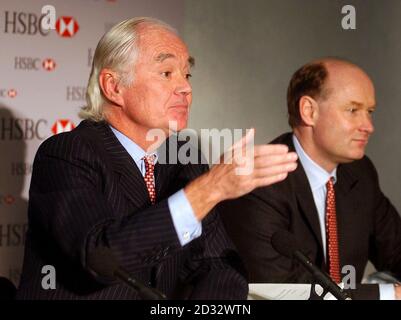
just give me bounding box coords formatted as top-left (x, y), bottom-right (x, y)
top-left (292, 134), bottom-right (337, 191)
top-left (109, 125), bottom-right (158, 167)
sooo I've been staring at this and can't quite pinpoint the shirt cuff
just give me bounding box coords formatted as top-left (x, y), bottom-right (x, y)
top-left (379, 284), bottom-right (396, 300)
top-left (168, 189), bottom-right (202, 246)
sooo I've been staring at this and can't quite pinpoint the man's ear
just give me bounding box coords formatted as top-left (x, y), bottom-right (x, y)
top-left (99, 69), bottom-right (125, 107)
top-left (299, 95), bottom-right (319, 126)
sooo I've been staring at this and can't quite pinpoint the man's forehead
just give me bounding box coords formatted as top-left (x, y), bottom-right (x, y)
top-left (325, 63), bottom-right (374, 90)
top-left (324, 73), bottom-right (376, 107)
top-left (326, 62), bottom-right (372, 83)
top-left (154, 52), bottom-right (195, 67)
top-left (138, 26), bottom-right (186, 50)
top-left (136, 27), bottom-right (193, 66)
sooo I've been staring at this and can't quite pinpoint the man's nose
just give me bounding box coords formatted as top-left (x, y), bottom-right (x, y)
top-left (360, 112), bottom-right (375, 134)
top-left (175, 75), bottom-right (192, 95)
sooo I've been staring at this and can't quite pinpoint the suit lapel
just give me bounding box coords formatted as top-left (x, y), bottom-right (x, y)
top-left (154, 162), bottom-right (171, 198)
top-left (96, 122), bottom-right (179, 207)
top-left (292, 164), bottom-right (324, 251)
top-left (96, 122), bottom-right (152, 207)
top-left (283, 134), bottom-right (324, 251)
top-left (154, 137), bottom-right (177, 198)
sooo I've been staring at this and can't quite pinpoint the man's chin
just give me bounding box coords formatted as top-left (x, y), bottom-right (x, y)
top-left (167, 118), bottom-right (188, 132)
top-left (342, 151), bottom-right (366, 163)
top-left (354, 147), bottom-right (367, 159)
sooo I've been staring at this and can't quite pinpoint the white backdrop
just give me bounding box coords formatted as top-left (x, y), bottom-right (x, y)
top-left (0, 0), bottom-right (184, 286)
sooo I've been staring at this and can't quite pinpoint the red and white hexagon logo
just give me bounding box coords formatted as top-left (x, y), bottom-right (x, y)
top-left (55, 17), bottom-right (79, 38)
top-left (52, 120), bottom-right (76, 135)
top-left (8, 89), bottom-right (17, 98)
top-left (4, 194), bottom-right (15, 205)
top-left (43, 58), bottom-right (56, 71)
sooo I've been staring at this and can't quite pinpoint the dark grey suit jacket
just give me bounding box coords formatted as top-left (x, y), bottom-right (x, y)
top-left (17, 120), bottom-right (247, 299)
top-left (220, 132), bottom-right (401, 299)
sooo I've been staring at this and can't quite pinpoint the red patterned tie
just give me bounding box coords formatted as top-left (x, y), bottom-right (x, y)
top-left (143, 155), bottom-right (157, 204)
top-left (326, 177), bottom-right (341, 283)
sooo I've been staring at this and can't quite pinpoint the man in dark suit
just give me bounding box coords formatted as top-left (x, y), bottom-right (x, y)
top-left (221, 58), bottom-right (401, 299)
top-left (16, 17), bottom-right (298, 299)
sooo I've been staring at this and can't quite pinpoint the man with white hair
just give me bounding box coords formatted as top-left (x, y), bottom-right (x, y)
top-left (17, 17), bottom-right (298, 299)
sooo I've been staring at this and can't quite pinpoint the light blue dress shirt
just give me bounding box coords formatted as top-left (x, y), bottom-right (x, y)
top-left (293, 134), bottom-right (394, 299)
top-left (110, 126), bottom-right (202, 246)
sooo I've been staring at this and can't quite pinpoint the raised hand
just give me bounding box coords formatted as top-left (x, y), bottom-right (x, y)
top-left (185, 129), bottom-right (298, 221)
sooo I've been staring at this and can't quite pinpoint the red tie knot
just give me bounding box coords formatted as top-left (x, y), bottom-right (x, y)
top-left (143, 154), bottom-right (157, 169)
top-left (326, 176), bottom-right (335, 189)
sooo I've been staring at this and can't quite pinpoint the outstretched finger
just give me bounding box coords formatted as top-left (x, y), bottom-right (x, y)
top-left (254, 144), bottom-right (290, 156)
top-left (231, 128), bottom-right (255, 150)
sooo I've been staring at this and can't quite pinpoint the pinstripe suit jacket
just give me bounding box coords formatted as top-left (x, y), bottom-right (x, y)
top-left (17, 120), bottom-right (248, 299)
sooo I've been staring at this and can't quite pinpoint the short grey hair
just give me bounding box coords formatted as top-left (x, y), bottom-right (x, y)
top-left (80, 17), bottom-right (177, 122)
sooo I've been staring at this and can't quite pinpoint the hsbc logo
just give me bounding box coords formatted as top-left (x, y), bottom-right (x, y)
top-left (11, 162), bottom-right (33, 176)
top-left (14, 57), bottom-right (56, 71)
top-left (0, 118), bottom-right (76, 140)
top-left (51, 120), bottom-right (75, 135)
top-left (3, 11), bottom-right (49, 36)
top-left (66, 86), bottom-right (86, 101)
top-left (4, 12), bottom-right (79, 39)
top-left (0, 118), bottom-right (48, 140)
top-left (0, 89), bottom-right (17, 98)
top-left (42, 58), bottom-right (56, 71)
top-left (8, 89), bottom-right (17, 98)
top-left (0, 194), bottom-right (16, 205)
top-left (55, 16), bottom-right (79, 38)
top-left (0, 223), bottom-right (27, 247)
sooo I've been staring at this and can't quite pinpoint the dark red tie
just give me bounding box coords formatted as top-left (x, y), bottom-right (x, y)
top-left (143, 155), bottom-right (156, 204)
top-left (326, 177), bottom-right (341, 283)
